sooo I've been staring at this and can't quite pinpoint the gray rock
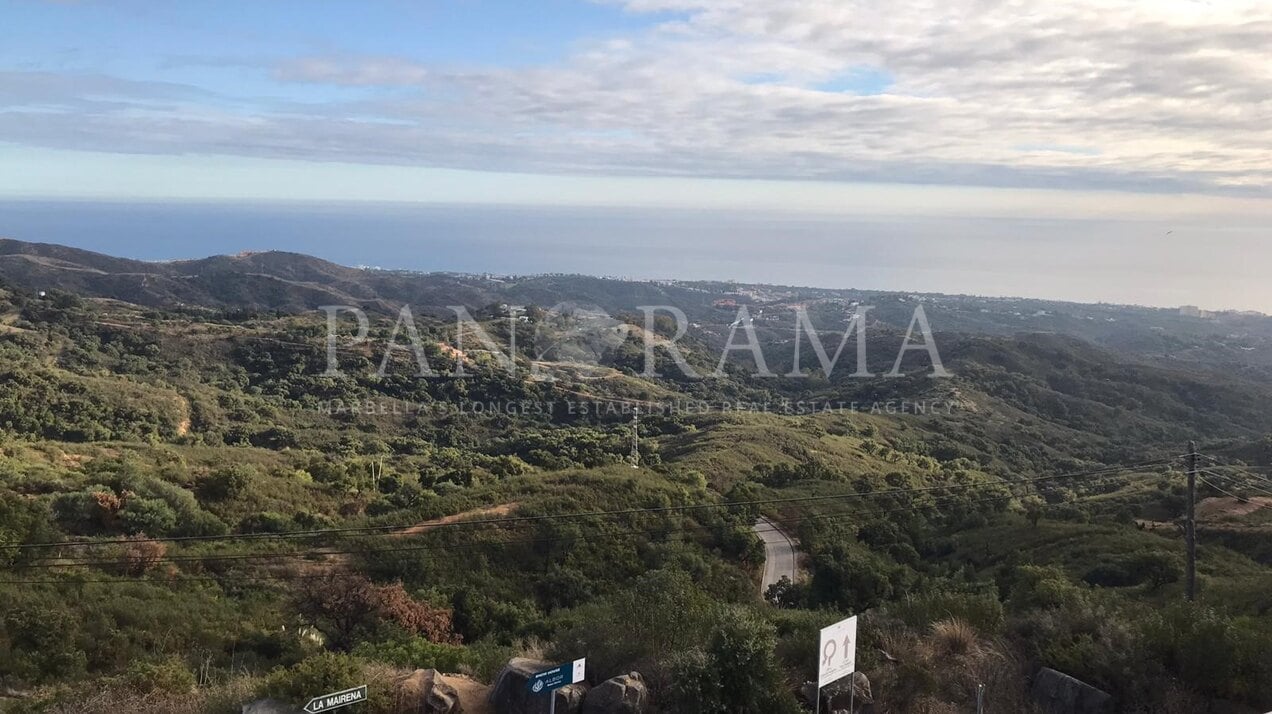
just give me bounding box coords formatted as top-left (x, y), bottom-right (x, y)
top-left (1031, 667), bottom-right (1113, 714)
top-left (553, 684), bottom-right (589, 713)
top-left (241, 700), bottom-right (301, 714)
top-left (489, 658), bottom-right (587, 714)
top-left (430, 682), bottom-right (462, 714)
top-left (394, 668), bottom-right (463, 713)
top-left (582, 672), bottom-right (647, 714)
top-left (800, 673), bottom-right (872, 713)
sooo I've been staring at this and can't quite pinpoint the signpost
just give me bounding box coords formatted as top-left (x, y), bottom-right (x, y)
top-left (815, 615), bottom-right (857, 714)
top-left (527, 658), bottom-right (586, 714)
top-left (303, 685), bottom-right (367, 713)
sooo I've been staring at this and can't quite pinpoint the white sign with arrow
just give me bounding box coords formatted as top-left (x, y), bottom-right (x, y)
top-left (818, 615), bottom-right (857, 688)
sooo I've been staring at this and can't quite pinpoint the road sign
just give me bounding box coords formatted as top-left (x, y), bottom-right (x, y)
top-left (817, 615), bottom-right (857, 688)
top-left (527, 658), bottom-right (586, 695)
top-left (303, 685), bottom-right (367, 713)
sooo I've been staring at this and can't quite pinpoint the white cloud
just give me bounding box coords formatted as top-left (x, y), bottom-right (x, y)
top-left (2, 0), bottom-right (1269, 194)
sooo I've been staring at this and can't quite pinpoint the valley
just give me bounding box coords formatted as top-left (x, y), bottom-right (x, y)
top-left (0, 239), bottom-right (1268, 713)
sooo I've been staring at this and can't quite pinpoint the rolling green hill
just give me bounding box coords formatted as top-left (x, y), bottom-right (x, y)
top-left (0, 243), bottom-right (1269, 713)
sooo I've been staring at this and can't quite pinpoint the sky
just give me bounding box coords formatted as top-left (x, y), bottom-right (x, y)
top-left (1, 0), bottom-right (1270, 309)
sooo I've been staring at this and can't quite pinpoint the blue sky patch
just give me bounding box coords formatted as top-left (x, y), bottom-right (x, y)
top-left (812, 67), bottom-right (895, 95)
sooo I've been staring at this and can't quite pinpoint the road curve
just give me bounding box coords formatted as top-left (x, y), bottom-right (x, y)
top-left (754, 517), bottom-right (798, 596)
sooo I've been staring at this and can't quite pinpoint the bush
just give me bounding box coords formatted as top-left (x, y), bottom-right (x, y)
top-left (1083, 552), bottom-right (1181, 590)
top-left (1140, 603), bottom-right (1272, 704)
top-left (261, 652), bottom-right (362, 707)
top-left (201, 464), bottom-right (256, 500)
top-left (117, 656), bottom-right (196, 694)
top-left (352, 637), bottom-right (469, 672)
top-left (665, 606), bottom-right (801, 714)
top-left (0, 491), bottom-right (58, 566)
top-left (238, 511), bottom-right (294, 534)
top-left (120, 497), bottom-right (178, 536)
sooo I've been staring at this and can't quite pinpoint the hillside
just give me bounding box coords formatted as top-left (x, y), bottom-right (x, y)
top-left (5, 237), bottom-right (1272, 373)
top-left (0, 243), bottom-right (1268, 713)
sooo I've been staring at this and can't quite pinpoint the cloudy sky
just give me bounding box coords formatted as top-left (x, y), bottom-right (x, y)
top-left (2, 0), bottom-right (1270, 308)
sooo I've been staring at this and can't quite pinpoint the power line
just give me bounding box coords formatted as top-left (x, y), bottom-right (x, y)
top-left (1197, 468), bottom-right (1272, 498)
top-left (1, 459), bottom-right (1173, 552)
top-left (1197, 475), bottom-right (1247, 502)
top-left (1195, 454), bottom-right (1272, 485)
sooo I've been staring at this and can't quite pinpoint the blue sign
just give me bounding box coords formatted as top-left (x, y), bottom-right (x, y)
top-left (527, 658), bottom-right (586, 695)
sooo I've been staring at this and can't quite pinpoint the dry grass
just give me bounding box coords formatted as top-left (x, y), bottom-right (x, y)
top-left (16, 676), bottom-right (261, 714)
top-left (929, 618), bottom-right (980, 658)
top-left (512, 638), bottom-right (551, 663)
top-left (866, 617), bottom-right (1040, 714)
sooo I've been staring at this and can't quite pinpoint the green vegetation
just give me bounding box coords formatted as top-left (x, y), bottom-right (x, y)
top-left (0, 248), bottom-right (1269, 713)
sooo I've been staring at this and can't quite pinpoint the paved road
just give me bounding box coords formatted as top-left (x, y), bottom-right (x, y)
top-left (754, 517), bottom-right (798, 595)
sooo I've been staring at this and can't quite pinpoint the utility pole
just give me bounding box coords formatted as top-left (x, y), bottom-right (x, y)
top-left (630, 408), bottom-right (640, 468)
top-left (1186, 440), bottom-right (1197, 602)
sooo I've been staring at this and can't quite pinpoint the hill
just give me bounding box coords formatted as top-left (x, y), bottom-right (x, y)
top-left (0, 241), bottom-right (1268, 713)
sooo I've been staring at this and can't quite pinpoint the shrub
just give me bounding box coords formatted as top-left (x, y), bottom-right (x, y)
top-left (200, 464), bottom-right (256, 500)
top-left (120, 497), bottom-right (178, 536)
top-left (261, 652), bottom-right (362, 706)
top-left (665, 606), bottom-right (801, 714)
top-left (238, 511), bottom-right (294, 534)
top-left (292, 577), bottom-right (458, 651)
top-left (119, 536), bottom-right (168, 576)
top-left (1083, 552), bottom-right (1181, 590)
top-left (352, 637), bottom-right (469, 672)
top-left (118, 656), bottom-right (196, 694)
top-left (1140, 602), bottom-right (1272, 704)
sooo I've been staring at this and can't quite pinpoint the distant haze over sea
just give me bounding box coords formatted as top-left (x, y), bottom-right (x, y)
top-left (0, 199), bottom-right (1265, 313)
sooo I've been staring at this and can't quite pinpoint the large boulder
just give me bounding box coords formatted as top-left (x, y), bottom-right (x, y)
top-left (241, 700), bottom-right (301, 714)
top-left (800, 672), bottom-right (872, 713)
top-left (553, 684), bottom-right (589, 713)
top-left (394, 668), bottom-right (463, 713)
top-left (489, 658), bottom-right (587, 714)
top-left (582, 672), bottom-right (647, 714)
top-left (1031, 668), bottom-right (1113, 714)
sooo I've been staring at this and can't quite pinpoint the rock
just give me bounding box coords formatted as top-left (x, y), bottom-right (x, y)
top-left (582, 672), bottom-right (647, 714)
top-left (240, 700), bottom-right (301, 714)
top-left (394, 668), bottom-right (463, 713)
top-left (489, 658), bottom-right (587, 714)
top-left (1031, 667), bottom-right (1113, 714)
top-left (800, 673), bottom-right (872, 712)
top-left (553, 684), bottom-right (589, 713)
top-left (429, 682), bottom-right (462, 714)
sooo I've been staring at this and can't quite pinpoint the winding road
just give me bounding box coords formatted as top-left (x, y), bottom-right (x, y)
top-left (754, 517), bottom-right (799, 595)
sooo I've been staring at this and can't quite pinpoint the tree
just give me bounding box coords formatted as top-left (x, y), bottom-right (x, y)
top-left (0, 491), bottom-right (58, 566)
top-left (667, 606), bottom-right (801, 713)
top-left (764, 575), bottom-right (808, 608)
top-left (810, 544), bottom-right (900, 611)
top-left (1022, 495), bottom-right (1045, 527)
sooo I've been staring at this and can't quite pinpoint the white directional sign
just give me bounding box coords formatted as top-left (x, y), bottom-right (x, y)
top-left (303, 685), bottom-right (367, 713)
top-left (818, 615), bottom-right (857, 688)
